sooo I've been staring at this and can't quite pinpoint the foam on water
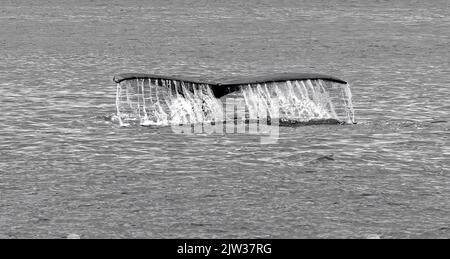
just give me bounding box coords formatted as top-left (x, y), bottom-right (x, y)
top-left (115, 78), bottom-right (355, 126)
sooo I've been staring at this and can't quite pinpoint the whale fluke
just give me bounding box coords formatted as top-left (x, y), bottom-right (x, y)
top-left (113, 72), bottom-right (355, 126)
top-left (113, 72), bottom-right (347, 99)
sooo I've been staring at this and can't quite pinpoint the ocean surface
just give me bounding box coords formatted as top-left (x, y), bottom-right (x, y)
top-left (0, 0), bottom-right (449, 238)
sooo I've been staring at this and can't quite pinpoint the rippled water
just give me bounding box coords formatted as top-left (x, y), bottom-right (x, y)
top-left (0, 0), bottom-right (449, 238)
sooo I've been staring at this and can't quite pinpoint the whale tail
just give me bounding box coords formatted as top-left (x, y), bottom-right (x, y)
top-left (113, 73), bottom-right (355, 126)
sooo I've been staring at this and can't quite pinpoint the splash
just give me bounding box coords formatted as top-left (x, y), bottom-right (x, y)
top-left (115, 78), bottom-right (355, 126)
top-left (116, 79), bottom-right (223, 126)
top-left (238, 80), bottom-right (355, 124)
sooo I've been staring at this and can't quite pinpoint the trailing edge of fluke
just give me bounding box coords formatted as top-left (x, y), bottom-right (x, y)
top-left (113, 72), bottom-right (348, 99)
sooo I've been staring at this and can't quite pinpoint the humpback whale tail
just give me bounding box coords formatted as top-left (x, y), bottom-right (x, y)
top-left (113, 73), bottom-right (355, 126)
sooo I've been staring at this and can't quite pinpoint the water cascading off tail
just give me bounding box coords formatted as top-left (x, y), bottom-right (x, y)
top-left (113, 73), bottom-right (355, 127)
top-left (115, 78), bottom-right (224, 126)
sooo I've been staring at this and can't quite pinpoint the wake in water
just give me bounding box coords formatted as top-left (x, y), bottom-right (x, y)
top-left (114, 74), bottom-right (355, 127)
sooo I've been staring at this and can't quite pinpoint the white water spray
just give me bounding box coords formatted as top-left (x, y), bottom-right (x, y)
top-left (116, 79), bottom-right (224, 126)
